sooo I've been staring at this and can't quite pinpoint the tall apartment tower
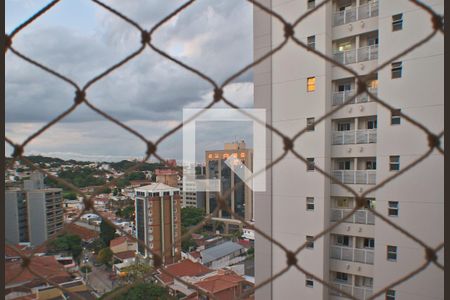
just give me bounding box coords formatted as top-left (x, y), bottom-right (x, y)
top-left (205, 141), bottom-right (254, 232)
top-left (134, 183), bottom-right (182, 265)
top-left (5, 172), bottom-right (64, 246)
top-left (253, 1), bottom-right (444, 299)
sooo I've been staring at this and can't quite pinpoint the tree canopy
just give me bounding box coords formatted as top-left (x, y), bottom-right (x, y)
top-left (97, 247), bottom-right (113, 265)
top-left (181, 207), bottom-right (205, 228)
top-left (100, 283), bottom-right (172, 300)
top-left (47, 234), bottom-right (83, 260)
top-left (100, 220), bottom-right (117, 246)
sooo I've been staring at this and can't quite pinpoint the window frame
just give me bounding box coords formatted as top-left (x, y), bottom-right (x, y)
top-left (306, 197), bottom-right (315, 211)
top-left (391, 62), bottom-right (403, 79)
top-left (336, 272), bottom-right (349, 283)
top-left (388, 201), bottom-right (399, 217)
top-left (306, 117), bottom-right (315, 131)
top-left (391, 109), bottom-right (401, 125)
top-left (392, 13), bottom-right (403, 31)
top-left (364, 238), bottom-right (375, 249)
top-left (389, 156), bottom-right (400, 171)
top-left (307, 77), bottom-right (316, 92)
top-left (386, 289), bottom-right (396, 300)
top-left (307, 35), bottom-right (316, 49)
top-left (307, 158), bottom-right (315, 171)
top-left (305, 276), bottom-right (314, 287)
top-left (387, 245), bottom-right (398, 261)
top-left (306, 235), bottom-right (315, 249)
top-left (307, 0), bottom-right (315, 10)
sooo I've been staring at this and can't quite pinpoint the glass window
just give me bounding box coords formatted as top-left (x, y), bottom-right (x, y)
top-left (307, 77), bottom-right (316, 92)
top-left (306, 236), bottom-right (314, 248)
top-left (388, 201), bottom-right (399, 216)
top-left (391, 109), bottom-right (401, 125)
top-left (336, 235), bottom-right (350, 247)
top-left (305, 276), bottom-right (314, 287)
top-left (307, 158), bottom-right (315, 171)
top-left (336, 198), bottom-right (350, 208)
top-left (392, 14), bottom-right (403, 31)
top-left (307, 35), bottom-right (316, 49)
top-left (307, 117), bottom-right (315, 131)
top-left (338, 160), bottom-right (351, 170)
top-left (367, 119), bottom-right (377, 129)
top-left (391, 62), bottom-right (402, 78)
top-left (389, 156), bottom-right (400, 171)
top-left (387, 245), bottom-right (397, 261)
top-left (386, 289), bottom-right (396, 300)
top-left (364, 238), bottom-right (375, 249)
top-left (337, 122), bottom-right (351, 131)
top-left (366, 160), bottom-right (376, 170)
top-left (336, 272), bottom-right (349, 282)
top-left (306, 197), bottom-right (315, 211)
top-left (307, 0), bottom-right (315, 10)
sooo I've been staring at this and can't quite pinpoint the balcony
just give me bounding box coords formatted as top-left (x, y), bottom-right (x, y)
top-left (333, 45), bottom-right (378, 65)
top-left (333, 1), bottom-right (379, 26)
top-left (330, 245), bottom-right (374, 264)
top-left (331, 208), bottom-right (375, 225)
top-left (332, 88), bottom-right (377, 106)
top-left (332, 129), bottom-right (377, 145)
top-left (331, 283), bottom-right (373, 300)
top-left (331, 170), bottom-right (376, 185)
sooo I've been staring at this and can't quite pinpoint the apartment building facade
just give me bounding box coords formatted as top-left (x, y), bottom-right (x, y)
top-left (135, 183), bottom-right (182, 265)
top-left (205, 141), bottom-right (254, 232)
top-left (253, 1), bottom-right (444, 299)
top-left (5, 172), bottom-right (64, 246)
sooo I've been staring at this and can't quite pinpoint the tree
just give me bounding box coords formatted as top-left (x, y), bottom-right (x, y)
top-left (100, 220), bottom-right (117, 246)
top-left (181, 227), bottom-right (196, 252)
top-left (120, 262), bottom-right (154, 283)
top-left (87, 238), bottom-right (106, 254)
top-left (100, 283), bottom-right (172, 300)
top-left (63, 191), bottom-right (77, 200)
top-left (48, 234), bottom-right (83, 261)
top-left (97, 247), bottom-right (113, 265)
top-left (181, 207), bottom-right (205, 228)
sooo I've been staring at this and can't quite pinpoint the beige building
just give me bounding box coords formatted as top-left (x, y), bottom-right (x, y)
top-left (135, 183), bottom-right (182, 265)
top-left (205, 141), bottom-right (254, 232)
top-left (253, 0), bottom-right (443, 299)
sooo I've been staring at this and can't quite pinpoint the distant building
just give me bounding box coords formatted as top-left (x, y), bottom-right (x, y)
top-left (110, 236), bottom-right (137, 254)
top-left (134, 183), bottom-right (182, 265)
top-left (205, 141), bottom-right (253, 232)
top-left (155, 169), bottom-right (179, 188)
top-left (199, 241), bottom-right (246, 270)
top-left (5, 172), bottom-right (63, 246)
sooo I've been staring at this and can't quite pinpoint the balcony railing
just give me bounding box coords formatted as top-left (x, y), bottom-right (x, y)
top-left (330, 245), bottom-right (374, 264)
top-left (333, 45), bottom-right (378, 65)
top-left (330, 208), bottom-right (375, 225)
top-left (332, 129), bottom-right (377, 145)
top-left (333, 1), bottom-right (379, 26)
top-left (332, 87), bottom-right (377, 106)
top-left (331, 283), bottom-right (373, 300)
top-left (331, 170), bottom-right (376, 185)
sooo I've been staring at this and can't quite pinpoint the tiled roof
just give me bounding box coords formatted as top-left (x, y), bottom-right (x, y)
top-left (5, 256), bottom-right (71, 288)
top-left (113, 250), bottom-right (136, 261)
top-left (110, 236), bottom-right (134, 248)
top-left (194, 271), bottom-right (245, 294)
top-left (65, 223), bottom-right (99, 241)
top-left (157, 259), bottom-right (212, 285)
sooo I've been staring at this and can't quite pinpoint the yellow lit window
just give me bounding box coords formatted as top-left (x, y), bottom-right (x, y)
top-left (214, 154), bottom-right (219, 159)
top-left (208, 154), bottom-right (213, 159)
top-left (307, 77), bottom-right (316, 92)
top-left (223, 153), bottom-right (229, 159)
top-left (240, 153), bottom-right (246, 158)
top-left (232, 153), bottom-right (238, 158)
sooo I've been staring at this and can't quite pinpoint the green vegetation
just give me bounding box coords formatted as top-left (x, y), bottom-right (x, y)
top-left (181, 207), bottom-right (205, 228)
top-left (97, 247), bottom-right (114, 265)
top-left (100, 283), bottom-right (172, 300)
top-left (100, 220), bottom-right (117, 246)
top-left (45, 167), bottom-right (107, 190)
top-left (86, 238), bottom-right (106, 254)
top-left (116, 206), bottom-right (135, 221)
top-left (47, 234), bottom-right (83, 261)
top-left (63, 191), bottom-right (78, 200)
top-left (80, 265), bottom-right (92, 273)
top-left (115, 172), bottom-right (147, 189)
top-left (120, 262), bottom-right (154, 283)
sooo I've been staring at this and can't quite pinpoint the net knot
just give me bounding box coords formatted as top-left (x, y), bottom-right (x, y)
top-left (5, 34), bottom-right (12, 52)
top-left (427, 134), bottom-right (440, 149)
top-left (286, 251), bottom-right (297, 266)
top-left (284, 23), bottom-right (294, 39)
top-left (425, 247), bottom-right (437, 262)
top-left (141, 30), bottom-right (151, 44)
top-left (213, 88), bottom-right (223, 102)
top-left (146, 141), bottom-right (157, 156)
top-left (283, 137), bottom-right (293, 151)
top-left (12, 144), bottom-right (24, 158)
top-left (432, 14), bottom-right (444, 31)
top-left (74, 90), bottom-right (86, 105)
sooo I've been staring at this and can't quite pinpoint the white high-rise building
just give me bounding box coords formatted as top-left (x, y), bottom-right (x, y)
top-left (253, 1), bottom-right (443, 299)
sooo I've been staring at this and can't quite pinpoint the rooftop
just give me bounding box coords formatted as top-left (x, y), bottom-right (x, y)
top-left (157, 259), bottom-right (212, 285)
top-left (200, 241), bottom-right (244, 264)
top-left (110, 236), bottom-right (135, 248)
top-left (135, 182), bottom-right (180, 193)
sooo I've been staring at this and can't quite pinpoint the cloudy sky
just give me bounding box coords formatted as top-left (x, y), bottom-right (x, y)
top-left (5, 0), bottom-right (254, 163)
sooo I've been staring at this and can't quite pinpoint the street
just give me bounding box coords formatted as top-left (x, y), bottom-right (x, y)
top-left (81, 248), bottom-right (114, 296)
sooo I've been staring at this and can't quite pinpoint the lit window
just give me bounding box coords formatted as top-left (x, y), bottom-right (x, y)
top-left (305, 276), bottom-right (314, 287)
top-left (336, 198), bottom-right (349, 208)
top-left (392, 14), bottom-right (403, 31)
top-left (387, 245), bottom-right (397, 261)
top-left (307, 35), bottom-right (316, 49)
top-left (240, 153), bottom-right (246, 158)
top-left (306, 236), bottom-right (314, 248)
top-left (306, 158), bottom-right (315, 171)
top-left (391, 62), bottom-right (402, 78)
top-left (307, 0), bottom-right (315, 10)
top-left (306, 117), bottom-right (315, 131)
top-left (386, 289), bottom-right (396, 300)
top-left (388, 201), bottom-right (399, 216)
top-left (307, 77), bottom-right (316, 92)
top-left (208, 154), bottom-right (213, 159)
top-left (389, 156), bottom-right (400, 171)
top-left (306, 197), bottom-right (315, 211)
top-left (391, 109), bottom-right (401, 125)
